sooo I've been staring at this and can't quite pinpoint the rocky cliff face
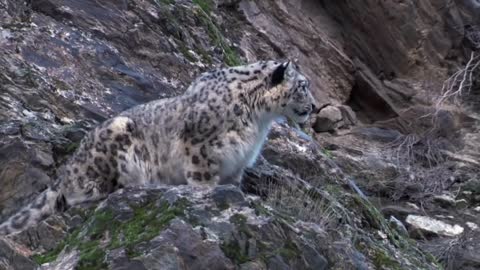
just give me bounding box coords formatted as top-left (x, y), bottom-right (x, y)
top-left (0, 0), bottom-right (479, 269)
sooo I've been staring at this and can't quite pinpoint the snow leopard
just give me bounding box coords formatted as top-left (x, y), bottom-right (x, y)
top-left (0, 60), bottom-right (316, 235)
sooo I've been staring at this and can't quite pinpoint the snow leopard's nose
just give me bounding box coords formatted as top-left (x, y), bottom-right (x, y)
top-left (306, 90), bottom-right (318, 114)
top-left (310, 99), bottom-right (320, 114)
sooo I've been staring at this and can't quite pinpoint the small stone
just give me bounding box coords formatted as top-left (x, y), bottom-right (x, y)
top-left (106, 248), bottom-right (146, 270)
top-left (312, 116), bottom-right (335, 133)
top-left (377, 230), bottom-right (387, 239)
top-left (462, 179), bottom-right (480, 195)
top-left (240, 260), bottom-right (267, 270)
top-left (318, 106), bottom-right (342, 122)
top-left (455, 199), bottom-right (468, 209)
top-left (0, 120), bottom-right (21, 135)
top-left (211, 185), bottom-right (245, 209)
top-left (41, 250), bottom-right (80, 270)
top-left (404, 182), bottom-right (424, 193)
top-left (338, 105), bottom-right (357, 126)
top-left (21, 122), bottom-right (53, 141)
top-left (389, 216), bottom-right (408, 236)
top-left (11, 214), bottom-right (68, 252)
top-left (312, 106), bottom-right (342, 133)
top-left (60, 117), bottom-right (74, 124)
top-left (406, 215), bottom-right (464, 237)
top-left (465, 222), bottom-right (478, 230)
top-left (433, 194), bottom-right (456, 207)
top-left (0, 239), bottom-right (37, 270)
top-left (33, 149), bottom-right (55, 168)
top-left (406, 202), bottom-right (420, 210)
top-left (474, 206), bottom-right (480, 212)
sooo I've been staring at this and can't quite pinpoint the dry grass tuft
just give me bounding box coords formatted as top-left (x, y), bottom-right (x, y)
top-left (381, 106), bottom-right (460, 169)
top-left (264, 181), bottom-right (334, 226)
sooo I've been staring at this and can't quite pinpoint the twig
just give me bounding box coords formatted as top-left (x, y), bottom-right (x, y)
top-left (435, 52), bottom-right (480, 108)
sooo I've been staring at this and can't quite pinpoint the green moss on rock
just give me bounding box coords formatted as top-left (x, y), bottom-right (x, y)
top-left (372, 249), bottom-right (401, 270)
top-left (110, 199), bottom-right (189, 251)
top-left (177, 42), bottom-right (197, 62)
top-left (230, 213), bottom-right (247, 225)
top-left (252, 201), bottom-right (271, 217)
top-left (279, 240), bottom-right (300, 261)
top-left (32, 244), bottom-right (66, 265)
top-left (195, 8), bottom-right (242, 66)
top-left (32, 228), bottom-right (82, 265)
top-left (221, 239), bottom-right (250, 265)
top-left (220, 213), bottom-right (252, 264)
top-left (32, 197), bottom-right (189, 266)
top-left (193, 0), bottom-right (214, 13)
top-left (76, 240), bottom-right (107, 270)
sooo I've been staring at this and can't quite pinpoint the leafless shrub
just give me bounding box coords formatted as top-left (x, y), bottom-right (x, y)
top-left (382, 105), bottom-right (459, 169)
top-left (387, 28), bottom-right (480, 169)
top-left (434, 51), bottom-right (480, 108)
top-left (387, 131), bottom-right (453, 169)
top-left (389, 166), bottom-right (456, 200)
top-left (422, 231), bottom-right (474, 270)
top-left (381, 108), bottom-right (462, 199)
top-left (382, 51), bottom-right (476, 193)
top-left (263, 181), bottom-right (337, 228)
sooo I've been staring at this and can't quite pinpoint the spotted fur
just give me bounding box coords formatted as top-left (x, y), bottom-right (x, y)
top-left (0, 60), bottom-right (316, 235)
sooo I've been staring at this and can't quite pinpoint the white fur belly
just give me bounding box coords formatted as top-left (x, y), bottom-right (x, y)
top-left (219, 121), bottom-right (272, 179)
top-left (245, 129), bottom-right (269, 168)
top-left (246, 119), bottom-right (273, 167)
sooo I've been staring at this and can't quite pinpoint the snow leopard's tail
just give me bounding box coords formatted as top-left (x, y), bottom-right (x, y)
top-left (0, 188), bottom-right (65, 235)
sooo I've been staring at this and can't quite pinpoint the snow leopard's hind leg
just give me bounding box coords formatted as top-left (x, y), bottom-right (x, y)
top-left (57, 116), bottom-right (139, 206)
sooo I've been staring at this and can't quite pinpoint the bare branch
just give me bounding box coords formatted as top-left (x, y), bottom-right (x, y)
top-left (435, 51), bottom-right (480, 108)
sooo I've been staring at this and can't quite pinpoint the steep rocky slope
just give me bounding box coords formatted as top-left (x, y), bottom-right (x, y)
top-left (0, 0), bottom-right (479, 269)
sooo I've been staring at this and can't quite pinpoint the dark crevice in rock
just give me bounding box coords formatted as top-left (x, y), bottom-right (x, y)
top-left (347, 79), bottom-right (398, 124)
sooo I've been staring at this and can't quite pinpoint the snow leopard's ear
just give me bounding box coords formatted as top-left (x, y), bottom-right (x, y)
top-left (271, 61), bottom-right (290, 87)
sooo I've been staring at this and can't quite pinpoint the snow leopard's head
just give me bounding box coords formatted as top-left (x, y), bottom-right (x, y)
top-left (267, 61), bottom-right (316, 124)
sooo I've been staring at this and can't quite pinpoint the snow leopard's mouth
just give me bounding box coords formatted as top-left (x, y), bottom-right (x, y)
top-left (293, 108), bottom-right (310, 117)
